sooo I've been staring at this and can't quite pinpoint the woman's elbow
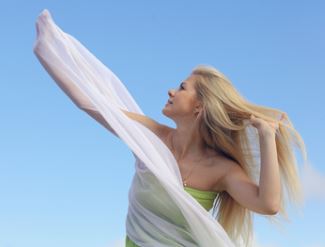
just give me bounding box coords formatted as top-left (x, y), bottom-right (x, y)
top-left (263, 203), bottom-right (280, 215)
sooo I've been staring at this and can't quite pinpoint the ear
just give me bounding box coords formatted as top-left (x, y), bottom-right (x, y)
top-left (194, 103), bottom-right (203, 117)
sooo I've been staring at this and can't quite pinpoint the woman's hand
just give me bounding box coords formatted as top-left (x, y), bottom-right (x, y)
top-left (249, 113), bottom-right (284, 136)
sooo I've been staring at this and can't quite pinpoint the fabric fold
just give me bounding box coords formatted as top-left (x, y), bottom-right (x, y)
top-left (33, 9), bottom-right (235, 247)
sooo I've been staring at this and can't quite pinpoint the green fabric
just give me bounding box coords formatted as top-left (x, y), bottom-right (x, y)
top-left (125, 186), bottom-right (218, 246)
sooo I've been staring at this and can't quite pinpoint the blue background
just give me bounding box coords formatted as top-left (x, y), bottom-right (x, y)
top-left (0, 1), bottom-right (324, 246)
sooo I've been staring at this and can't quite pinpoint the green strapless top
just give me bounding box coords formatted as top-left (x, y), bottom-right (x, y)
top-left (125, 186), bottom-right (218, 246)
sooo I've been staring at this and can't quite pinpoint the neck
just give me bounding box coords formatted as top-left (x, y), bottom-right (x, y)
top-left (171, 125), bottom-right (207, 162)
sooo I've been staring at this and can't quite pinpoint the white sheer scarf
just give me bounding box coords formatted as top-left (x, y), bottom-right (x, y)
top-left (33, 9), bottom-right (235, 247)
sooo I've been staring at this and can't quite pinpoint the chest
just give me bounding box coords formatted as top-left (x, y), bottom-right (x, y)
top-left (161, 133), bottom-right (226, 192)
top-left (177, 159), bottom-right (224, 192)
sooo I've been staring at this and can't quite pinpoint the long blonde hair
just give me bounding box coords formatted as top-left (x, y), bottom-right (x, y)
top-left (191, 65), bottom-right (307, 246)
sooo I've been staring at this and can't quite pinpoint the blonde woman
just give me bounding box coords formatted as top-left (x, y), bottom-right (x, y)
top-left (34, 9), bottom-right (307, 247)
top-left (123, 66), bottom-right (306, 246)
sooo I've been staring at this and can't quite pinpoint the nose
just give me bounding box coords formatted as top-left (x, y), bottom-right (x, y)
top-left (168, 89), bottom-right (175, 97)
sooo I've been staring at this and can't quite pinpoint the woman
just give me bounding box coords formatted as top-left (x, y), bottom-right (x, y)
top-left (34, 10), bottom-right (307, 247)
top-left (124, 66), bottom-right (305, 247)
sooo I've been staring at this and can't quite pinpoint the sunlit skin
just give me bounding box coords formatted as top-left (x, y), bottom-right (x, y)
top-left (83, 71), bottom-right (282, 215)
top-left (162, 74), bottom-right (207, 162)
top-left (162, 74), bottom-right (283, 215)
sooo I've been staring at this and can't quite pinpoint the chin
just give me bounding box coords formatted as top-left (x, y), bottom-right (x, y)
top-left (162, 107), bottom-right (168, 116)
top-left (162, 107), bottom-right (173, 119)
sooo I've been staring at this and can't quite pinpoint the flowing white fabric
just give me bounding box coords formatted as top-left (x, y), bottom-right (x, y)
top-left (33, 9), bottom-right (235, 247)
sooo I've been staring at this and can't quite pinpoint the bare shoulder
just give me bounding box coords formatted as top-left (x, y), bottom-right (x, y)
top-left (222, 158), bottom-right (251, 193)
top-left (210, 154), bottom-right (241, 192)
top-left (122, 110), bottom-right (174, 140)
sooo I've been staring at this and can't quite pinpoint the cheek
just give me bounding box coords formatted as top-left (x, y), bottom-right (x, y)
top-left (180, 102), bottom-right (193, 112)
top-left (175, 99), bottom-right (196, 114)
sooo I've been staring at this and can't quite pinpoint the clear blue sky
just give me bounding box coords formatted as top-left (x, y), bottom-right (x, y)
top-left (0, 1), bottom-right (324, 246)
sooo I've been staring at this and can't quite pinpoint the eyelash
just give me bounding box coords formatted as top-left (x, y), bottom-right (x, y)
top-left (179, 85), bottom-right (184, 90)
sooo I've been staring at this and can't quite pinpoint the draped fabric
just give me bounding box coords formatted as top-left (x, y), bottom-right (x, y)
top-left (33, 9), bottom-right (235, 247)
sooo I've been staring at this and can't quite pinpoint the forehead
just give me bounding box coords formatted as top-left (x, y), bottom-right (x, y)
top-left (182, 74), bottom-right (198, 87)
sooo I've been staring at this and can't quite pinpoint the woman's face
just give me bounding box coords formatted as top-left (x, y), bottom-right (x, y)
top-left (162, 74), bottom-right (201, 120)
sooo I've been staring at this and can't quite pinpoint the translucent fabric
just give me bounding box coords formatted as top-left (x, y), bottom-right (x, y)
top-left (33, 9), bottom-right (235, 247)
top-left (126, 186), bottom-right (220, 246)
